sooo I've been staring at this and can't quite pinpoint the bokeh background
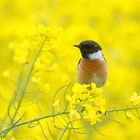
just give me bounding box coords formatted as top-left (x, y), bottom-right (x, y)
top-left (0, 0), bottom-right (140, 139)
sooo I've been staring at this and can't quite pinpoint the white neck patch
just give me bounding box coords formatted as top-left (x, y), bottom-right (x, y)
top-left (88, 50), bottom-right (103, 60)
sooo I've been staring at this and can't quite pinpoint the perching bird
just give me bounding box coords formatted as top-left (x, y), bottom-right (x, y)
top-left (74, 40), bottom-right (108, 87)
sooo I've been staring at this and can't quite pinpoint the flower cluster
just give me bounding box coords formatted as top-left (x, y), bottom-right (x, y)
top-left (66, 83), bottom-right (106, 125)
top-left (6, 24), bottom-right (67, 95)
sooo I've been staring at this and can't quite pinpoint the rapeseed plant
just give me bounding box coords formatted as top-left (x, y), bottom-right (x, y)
top-left (0, 0), bottom-right (140, 139)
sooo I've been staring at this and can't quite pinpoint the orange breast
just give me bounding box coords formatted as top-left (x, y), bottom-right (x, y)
top-left (77, 58), bottom-right (108, 87)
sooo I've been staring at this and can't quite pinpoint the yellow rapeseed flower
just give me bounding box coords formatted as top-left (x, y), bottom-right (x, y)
top-left (130, 92), bottom-right (140, 106)
top-left (2, 70), bottom-right (10, 78)
top-left (69, 110), bottom-right (81, 121)
top-left (67, 83), bottom-right (106, 124)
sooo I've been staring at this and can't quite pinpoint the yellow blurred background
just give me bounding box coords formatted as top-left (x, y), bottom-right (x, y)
top-left (0, 0), bottom-right (140, 139)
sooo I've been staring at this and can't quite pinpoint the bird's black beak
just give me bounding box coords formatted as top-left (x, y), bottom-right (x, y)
top-left (73, 44), bottom-right (80, 48)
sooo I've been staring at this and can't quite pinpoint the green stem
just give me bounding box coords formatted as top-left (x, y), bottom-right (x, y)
top-left (59, 121), bottom-right (71, 140)
top-left (0, 106), bottom-right (140, 138)
top-left (0, 111), bottom-right (69, 137)
top-left (0, 65), bottom-right (24, 127)
top-left (106, 106), bottom-right (140, 113)
top-left (10, 37), bottom-right (47, 124)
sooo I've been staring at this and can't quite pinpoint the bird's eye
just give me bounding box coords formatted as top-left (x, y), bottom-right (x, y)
top-left (84, 48), bottom-right (88, 51)
top-left (85, 47), bottom-right (92, 51)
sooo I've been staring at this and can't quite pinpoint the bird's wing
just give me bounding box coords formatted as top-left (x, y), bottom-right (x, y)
top-left (77, 58), bottom-right (82, 71)
top-left (103, 56), bottom-right (107, 63)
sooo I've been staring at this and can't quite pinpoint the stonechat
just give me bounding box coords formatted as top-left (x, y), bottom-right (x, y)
top-left (74, 40), bottom-right (108, 87)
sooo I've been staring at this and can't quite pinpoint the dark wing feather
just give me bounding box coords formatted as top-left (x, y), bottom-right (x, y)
top-left (77, 58), bottom-right (82, 71)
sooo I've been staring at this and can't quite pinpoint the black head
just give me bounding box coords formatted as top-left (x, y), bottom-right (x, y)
top-left (74, 40), bottom-right (102, 59)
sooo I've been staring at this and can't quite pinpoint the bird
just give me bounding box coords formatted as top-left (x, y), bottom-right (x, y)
top-left (74, 40), bottom-right (108, 87)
